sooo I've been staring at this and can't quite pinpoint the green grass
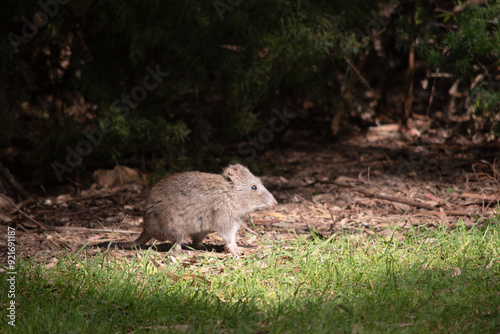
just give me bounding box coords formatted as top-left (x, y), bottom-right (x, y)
top-left (2, 220), bottom-right (500, 333)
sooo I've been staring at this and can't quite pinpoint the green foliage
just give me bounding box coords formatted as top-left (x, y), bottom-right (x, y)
top-left (418, 2), bottom-right (500, 116)
top-left (0, 0), bottom-right (381, 180)
top-left (2, 0), bottom-right (499, 181)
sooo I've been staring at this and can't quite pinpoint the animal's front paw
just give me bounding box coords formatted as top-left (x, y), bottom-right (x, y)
top-left (226, 244), bottom-right (240, 257)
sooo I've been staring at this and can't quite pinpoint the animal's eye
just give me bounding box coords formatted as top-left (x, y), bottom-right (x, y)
top-left (252, 185), bottom-right (257, 190)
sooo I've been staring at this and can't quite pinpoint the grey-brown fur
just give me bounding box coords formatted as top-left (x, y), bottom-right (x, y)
top-left (103, 164), bottom-right (277, 255)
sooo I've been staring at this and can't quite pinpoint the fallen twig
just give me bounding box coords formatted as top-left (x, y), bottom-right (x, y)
top-left (333, 182), bottom-right (476, 217)
top-left (0, 193), bottom-right (46, 229)
top-left (48, 226), bottom-right (138, 233)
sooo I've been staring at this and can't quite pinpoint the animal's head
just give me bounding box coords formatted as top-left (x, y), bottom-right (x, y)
top-left (222, 164), bottom-right (278, 214)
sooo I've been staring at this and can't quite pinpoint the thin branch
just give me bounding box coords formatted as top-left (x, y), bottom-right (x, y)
top-left (332, 182), bottom-right (477, 217)
top-left (343, 55), bottom-right (373, 91)
top-left (0, 193), bottom-right (46, 229)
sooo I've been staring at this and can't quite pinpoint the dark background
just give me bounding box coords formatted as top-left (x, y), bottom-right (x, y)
top-left (0, 0), bottom-right (499, 196)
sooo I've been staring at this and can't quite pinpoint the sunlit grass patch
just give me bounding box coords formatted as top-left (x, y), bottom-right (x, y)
top-left (2, 219), bottom-right (499, 333)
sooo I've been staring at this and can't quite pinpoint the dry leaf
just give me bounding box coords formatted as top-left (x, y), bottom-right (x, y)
top-left (486, 258), bottom-right (498, 269)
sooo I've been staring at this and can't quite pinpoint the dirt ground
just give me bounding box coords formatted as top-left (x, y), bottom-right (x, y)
top-left (1, 118), bottom-right (499, 263)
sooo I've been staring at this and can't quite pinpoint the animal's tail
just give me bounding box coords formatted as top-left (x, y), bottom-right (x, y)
top-left (96, 230), bottom-right (151, 250)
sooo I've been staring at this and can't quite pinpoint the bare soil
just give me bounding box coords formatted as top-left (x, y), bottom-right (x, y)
top-left (1, 119), bottom-right (499, 263)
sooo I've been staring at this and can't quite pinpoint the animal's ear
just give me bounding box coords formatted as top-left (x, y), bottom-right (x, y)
top-left (222, 164), bottom-right (246, 184)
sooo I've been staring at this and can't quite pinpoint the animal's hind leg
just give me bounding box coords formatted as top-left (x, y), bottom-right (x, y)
top-left (190, 232), bottom-right (209, 250)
